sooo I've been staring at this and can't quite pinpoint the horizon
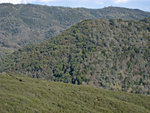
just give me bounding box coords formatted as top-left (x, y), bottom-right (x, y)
top-left (0, 0), bottom-right (149, 12)
top-left (0, 3), bottom-right (150, 13)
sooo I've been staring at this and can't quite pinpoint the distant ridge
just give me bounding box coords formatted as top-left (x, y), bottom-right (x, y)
top-left (0, 3), bottom-right (150, 56)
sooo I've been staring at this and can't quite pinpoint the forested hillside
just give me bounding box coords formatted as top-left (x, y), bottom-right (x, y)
top-left (0, 74), bottom-right (150, 113)
top-left (1, 3), bottom-right (150, 56)
top-left (0, 18), bottom-right (150, 94)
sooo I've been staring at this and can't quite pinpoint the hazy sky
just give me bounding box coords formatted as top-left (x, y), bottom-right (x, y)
top-left (0, 0), bottom-right (149, 12)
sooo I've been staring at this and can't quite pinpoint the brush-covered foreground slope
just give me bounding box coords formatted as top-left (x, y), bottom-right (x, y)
top-left (0, 74), bottom-right (150, 113)
top-left (1, 3), bottom-right (150, 57)
top-left (0, 18), bottom-right (150, 94)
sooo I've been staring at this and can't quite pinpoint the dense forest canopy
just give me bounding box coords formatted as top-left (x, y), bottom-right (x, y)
top-left (1, 18), bottom-right (150, 94)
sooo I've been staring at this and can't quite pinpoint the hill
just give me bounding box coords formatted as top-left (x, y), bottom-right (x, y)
top-left (0, 74), bottom-right (150, 113)
top-left (1, 3), bottom-right (150, 56)
top-left (0, 18), bottom-right (150, 94)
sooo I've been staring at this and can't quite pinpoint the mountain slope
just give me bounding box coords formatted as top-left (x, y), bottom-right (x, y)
top-left (0, 74), bottom-right (150, 113)
top-left (0, 18), bottom-right (150, 94)
top-left (0, 3), bottom-right (150, 57)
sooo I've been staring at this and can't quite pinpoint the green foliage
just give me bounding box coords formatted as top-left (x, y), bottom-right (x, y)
top-left (0, 74), bottom-right (150, 113)
top-left (0, 4), bottom-right (150, 57)
top-left (0, 18), bottom-right (150, 94)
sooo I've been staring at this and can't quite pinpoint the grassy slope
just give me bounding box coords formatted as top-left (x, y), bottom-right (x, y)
top-left (0, 74), bottom-right (150, 113)
top-left (1, 4), bottom-right (150, 57)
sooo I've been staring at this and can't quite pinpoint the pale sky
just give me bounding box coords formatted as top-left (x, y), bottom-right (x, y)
top-left (0, 0), bottom-right (149, 12)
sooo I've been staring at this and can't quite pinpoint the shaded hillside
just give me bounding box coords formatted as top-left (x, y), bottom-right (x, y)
top-left (0, 74), bottom-right (150, 113)
top-left (0, 18), bottom-right (150, 94)
top-left (1, 3), bottom-right (150, 57)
